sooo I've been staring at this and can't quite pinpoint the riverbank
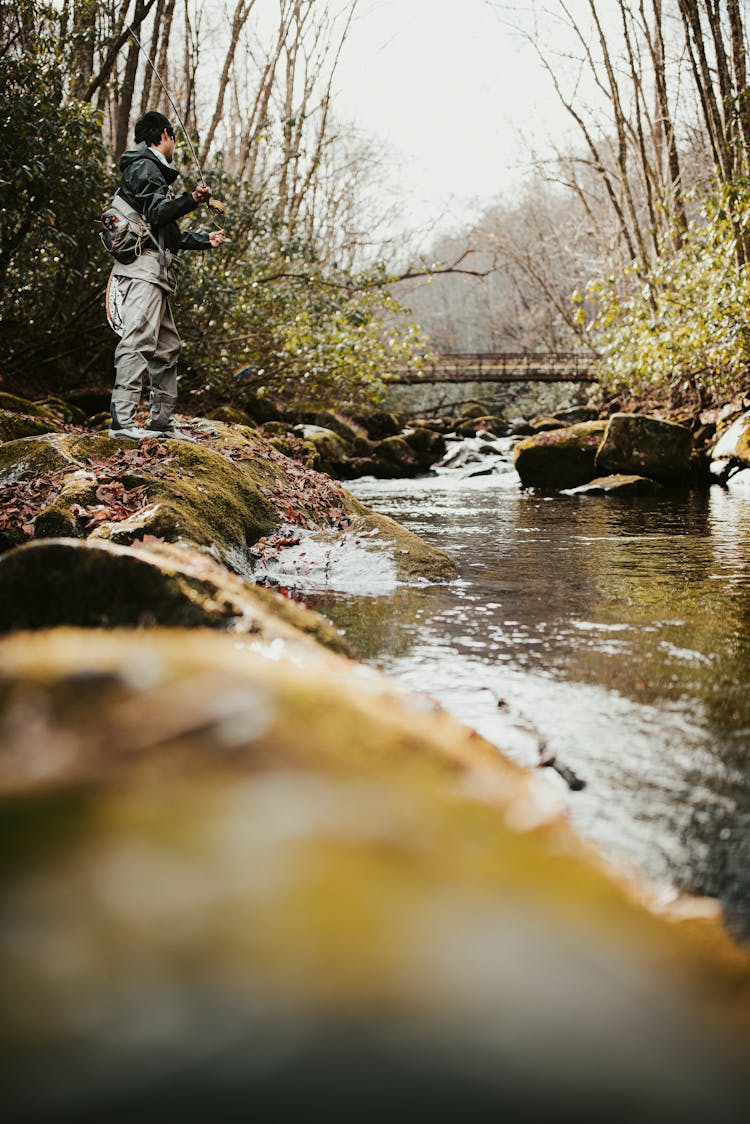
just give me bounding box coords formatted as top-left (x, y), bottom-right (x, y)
top-left (1, 396), bottom-right (750, 1117)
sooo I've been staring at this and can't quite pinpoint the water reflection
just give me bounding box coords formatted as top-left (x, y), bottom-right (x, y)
top-left (306, 475), bottom-right (750, 938)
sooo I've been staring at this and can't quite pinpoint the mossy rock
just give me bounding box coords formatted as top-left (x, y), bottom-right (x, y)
top-left (457, 415), bottom-right (507, 438)
top-left (595, 414), bottom-right (694, 482)
top-left (513, 421), bottom-right (608, 490)
top-left (531, 416), bottom-right (567, 432)
top-left (0, 409), bottom-right (59, 444)
top-left (354, 410), bottom-right (403, 439)
top-left (0, 432), bottom-right (276, 569)
top-left (460, 401), bottom-right (489, 420)
top-left (296, 425), bottom-right (352, 474)
top-left (351, 435), bottom-right (376, 457)
top-left (35, 397), bottom-right (89, 425)
top-left (206, 405), bottom-right (257, 428)
top-left (235, 390), bottom-right (282, 423)
top-left (312, 410), bottom-right (367, 444)
top-left (1, 628), bottom-right (749, 1117)
top-left (402, 426), bottom-right (447, 468)
top-left (261, 420), bottom-right (292, 437)
top-left (0, 392), bottom-right (58, 421)
top-left (474, 415), bottom-right (509, 436)
top-left (568, 474), bottom-right (659, 496)
top-left (345, 498), bottom-right (456, 580)
top-left (0, 537), bottom-right (349, 653)
top-left (371, 435), bottom-right (420, 478)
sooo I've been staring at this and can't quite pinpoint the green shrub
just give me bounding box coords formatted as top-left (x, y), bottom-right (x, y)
top-left (0, 30), bottom-right (110, 381)
top-left (584, 183), bottom-right (750, 401)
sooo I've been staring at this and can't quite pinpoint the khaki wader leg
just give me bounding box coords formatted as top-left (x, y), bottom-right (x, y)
top-left (147, 295), bottom-right (181, 432)
top-left (111, 279), bottom-right (181, 430)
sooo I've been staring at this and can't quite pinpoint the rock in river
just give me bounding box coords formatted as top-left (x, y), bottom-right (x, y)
top-left (513, 421), bottom-right (608, 489)
top-left (595, 413), bottom-right (693, 481)
top-left (567, 474), bottom-right (659, 496)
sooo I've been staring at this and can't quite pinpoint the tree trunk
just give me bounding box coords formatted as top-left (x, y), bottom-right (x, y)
top-left (114, 0), bottom-right (145, 156)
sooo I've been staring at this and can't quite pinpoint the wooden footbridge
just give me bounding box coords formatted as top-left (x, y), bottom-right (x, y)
top-left (389, 351), bottom-right (598, 384)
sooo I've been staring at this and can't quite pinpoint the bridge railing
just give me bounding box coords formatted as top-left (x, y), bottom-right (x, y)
top-left (388, 351), bottom-right (598, 384)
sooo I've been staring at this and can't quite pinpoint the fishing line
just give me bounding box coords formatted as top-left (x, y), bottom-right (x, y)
top-left (126, 23), bottom-right (227, 216)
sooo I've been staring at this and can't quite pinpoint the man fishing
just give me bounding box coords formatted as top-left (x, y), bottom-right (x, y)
top-left (108, 110), bottom-right (225, 441)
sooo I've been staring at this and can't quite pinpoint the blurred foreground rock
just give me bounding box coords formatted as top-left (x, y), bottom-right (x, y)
top-left (1, 629), bottom-right (749, 1122)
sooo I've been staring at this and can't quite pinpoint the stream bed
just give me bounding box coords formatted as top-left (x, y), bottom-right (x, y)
top-left (283, 454), bottom-right (750, 938)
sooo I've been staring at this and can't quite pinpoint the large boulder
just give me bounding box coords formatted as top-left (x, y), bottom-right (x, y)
top-left (35, 397), bottom-right (89, 425)
top-left (0, 409), bottom-right (58, 443)
top-left (0, 431), bottom-right (277, 570)
top-left (595, 413), bottom-right (693, 481)
top-left (0, 628), bottom-right (748, 1120)
top-left (0, 421), bottom-right (456, 582)
top-left (513, 421), bottom-right (608, 489)
top-left (355, 410), bottom-right (403, 440)
top-left (0, 391), bottom-right (58, 420)
top-left (456, 415), bottom-right (508, 438)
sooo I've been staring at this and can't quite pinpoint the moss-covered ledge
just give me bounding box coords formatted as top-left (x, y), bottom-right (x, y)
top-left (0, 421), bottom-right (456, 582)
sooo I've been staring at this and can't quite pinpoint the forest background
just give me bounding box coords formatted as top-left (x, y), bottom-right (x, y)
top-left (2, 0), bottom-right (750, 414)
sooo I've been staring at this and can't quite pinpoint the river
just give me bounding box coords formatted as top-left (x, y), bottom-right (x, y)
top-left (276, 445), bottom-right (750, 939)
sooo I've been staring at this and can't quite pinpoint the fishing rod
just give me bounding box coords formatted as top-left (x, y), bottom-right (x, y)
top-left (126, 23), bottom-right (227, 216)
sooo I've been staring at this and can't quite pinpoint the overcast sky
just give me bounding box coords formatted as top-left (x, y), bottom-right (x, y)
top-left (332, 0), bottom-right (582, 238)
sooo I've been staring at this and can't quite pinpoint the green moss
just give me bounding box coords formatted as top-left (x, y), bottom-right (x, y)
top-left (35, 397), bottom-right (89, 425)
top-left (0, 392), bottom-right (57, 420)
top-left (0, 410), bottom-right (59, 443)
top-left (206, 405), bottom-right (257, 428)
top-left (0, 434), bottom-right (72, 484)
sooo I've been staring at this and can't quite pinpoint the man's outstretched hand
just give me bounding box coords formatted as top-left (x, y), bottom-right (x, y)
top-left (192, 184), bottom-right (212, 204)
top-left (208, 230), bottom-right (226, 248)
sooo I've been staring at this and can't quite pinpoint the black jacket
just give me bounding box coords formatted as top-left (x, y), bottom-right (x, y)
top-left (117, 142), bottom-right (210, 255)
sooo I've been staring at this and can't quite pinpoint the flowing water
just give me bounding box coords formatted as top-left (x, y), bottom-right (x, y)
top-left (280, 447), bottom-right (750, 937)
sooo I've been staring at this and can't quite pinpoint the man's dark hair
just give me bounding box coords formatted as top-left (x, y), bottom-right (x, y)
top-left (135, 111), bottom-right (173, 146)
